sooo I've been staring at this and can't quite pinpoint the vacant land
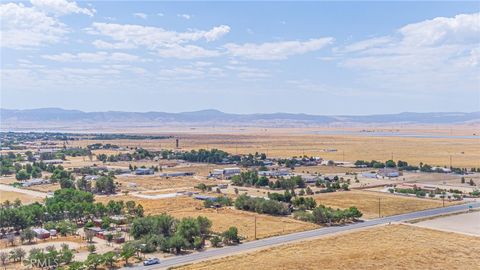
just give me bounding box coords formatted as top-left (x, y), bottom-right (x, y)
top-left (0, 190), bottom-right (44, 204)
top-left (179, 224), bottom-right (480, 270)
top-left (413, 211), bottom-right (480, 236)
top-left (313, 190), bottom-right (458, 219)
top-left (170, 207), bottom-right (318, 240)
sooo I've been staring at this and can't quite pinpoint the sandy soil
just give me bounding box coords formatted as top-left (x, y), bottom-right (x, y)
top-left (178, 224), bottom-right (480, 270)
top-left (312, 190), bottom-right (459, 219)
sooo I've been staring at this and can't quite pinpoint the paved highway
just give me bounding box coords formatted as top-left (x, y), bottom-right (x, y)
top-left (127, 202), bottom-right (480, 270)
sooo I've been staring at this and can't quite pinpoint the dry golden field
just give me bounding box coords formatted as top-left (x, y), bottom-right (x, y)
top-left (313, 190), bottom-right (459, 219)
top-left (64, 126), bottom-right (480, 168)
top-left (170, 207), bottom-right (318, 240)
top-left (0, 190), bottom-right (44, 204)
top-left (178, 224), bottom-right (480, 270)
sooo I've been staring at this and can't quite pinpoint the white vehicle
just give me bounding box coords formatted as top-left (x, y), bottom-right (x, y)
top-left (143, 258), bottom-right (160, 266)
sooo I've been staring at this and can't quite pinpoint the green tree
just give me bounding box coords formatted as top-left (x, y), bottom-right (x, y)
top-left (85, 253), bottom-right (103, 270)
top-left (168, 234), bottom-right (187, 254)
top-left (210, 235), bottom-right (222, 247)
top-left (176, 217), bottom-right (200, 246)
top-left (120, 243), bottom-right (136, 265)
top-left (222, 227), bottom-right (240, 245)
top-left (102, 251), bottom-right (117, 270)
top-left (87, 244), bottom-right (96, 254)
top-left (196, 216), bottom-right (212, 236)
top-left (20, 228), bottom-right (35, 244)
top-left (0, 252), bottom-right (8, 268)
top-left (15, 169), bottom-right (30, 181)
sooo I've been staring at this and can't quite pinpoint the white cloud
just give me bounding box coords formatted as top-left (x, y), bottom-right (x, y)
top-left (399, 13), bottom-right (480, 46)
top-left (204, 25), bottom-right (231, 42)
top-left (88, 23), bottom-right (231, 50)
top-left (92, 40), bottom-right (136, 49)
top-left (336, 36), bottom-right (392, 53)
top-left (226, 65), bottom-right (271, 79)
top-left (30, 0), bottom-right (95, 16)
top-left (41, 51), bottom-right (141, 62)
top-left (177, 14), bottom-right (191, 20)
top-left (157, 12), bottom-right (164, 17)
top-left (133, 12), bottom-right (147, 19)
top-left (224, 37), bottom-right (334, 60)
top-left (338, 13), bottom-right (480, 94)
top-left (157, 45), bottom-right (221, 59)
top-left (0, 2), bottom-right (68, 48)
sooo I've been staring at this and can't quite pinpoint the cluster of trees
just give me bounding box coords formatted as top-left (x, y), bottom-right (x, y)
top-left (58, 148), bottom-right (92, 157)
top-left (355, 160), bottom-right (389, 168)
top-left (66, 251), bottom-right (120, 270)
top-left (317, 180), bottom-right (349, 193)
top-left (390, 187), bottom-right (427, 197)
top-left (174, 149), bottom-right (230, 163)
top-left (291, 197), bottom-right (317, 210)
top-left (294, 205), bottom-right (362, 225)
top-left (93, 176), bottom-right (116, 194)
top-left (87, 143), bottom-right (119, 150)
top-left (238, 152), bottom-right (267, 167)
top-left (231, 171), bottom-right (269, 187)
top-left (1, 154), bottom-right (47, 178)
top-left (0, 189), bottom-right (143, 231)
top-left (277, 156), bottom-right (316, 168)
top-left (235, 194), bottom-right (290, 216)
top-left (130, 214), bottom-right (240, 255)
top-left (0, 243), bottom-right (74, 269)
top-left (97, 148), bottom-right (157, 163)
top-left (268, 176), bottom-right (306, 190)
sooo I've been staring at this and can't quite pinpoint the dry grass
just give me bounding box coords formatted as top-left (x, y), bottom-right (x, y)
top-left (95, 195), bottom-right (203, 214)
top-left (178, 224), bottom-right (480, 270)
top-left (0, 190), bottom-right (44, 204)
top-left (65, 126), bottom-right (480, 168)
top-left (170, 207), bottom-right (318, 240)
top-left (313, 190), bottom-right (459, 219)
top-left (115, 175), bottom-right (221, 192)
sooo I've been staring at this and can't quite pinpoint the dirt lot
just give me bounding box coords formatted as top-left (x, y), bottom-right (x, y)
top-left (95, 195), bottom-right (316, 240)
top-left (178, 224), bottom-right (480, 270)
top-left (115, 174), bottom-right (222, 192)
top-left (412, 211), bottom-right (480, 236)
top-left (312, 190), bottom-right (459, 219)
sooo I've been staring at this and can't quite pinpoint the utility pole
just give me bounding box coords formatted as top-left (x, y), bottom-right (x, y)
top-left (449, 155), bottom-right (452, 168)
top-left (254, 216), bottom-right (257, 240)
top-left (378, 198), bottom-right (381, 218)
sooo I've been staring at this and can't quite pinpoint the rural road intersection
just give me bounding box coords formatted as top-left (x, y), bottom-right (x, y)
top-left (126, 202), bottom-right (480, 270)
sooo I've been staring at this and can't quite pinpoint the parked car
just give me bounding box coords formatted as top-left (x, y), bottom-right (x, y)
top-left (143, 258), bottom-right (160, 266)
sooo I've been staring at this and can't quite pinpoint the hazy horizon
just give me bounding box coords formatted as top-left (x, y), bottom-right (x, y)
top-left (2, 106), bottom-right (480, 116)
top-left (1, 1), bottom-right (479, 114)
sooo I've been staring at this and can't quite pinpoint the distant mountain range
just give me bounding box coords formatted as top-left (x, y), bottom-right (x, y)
top-left (1, 108), bottom-right (479, 128)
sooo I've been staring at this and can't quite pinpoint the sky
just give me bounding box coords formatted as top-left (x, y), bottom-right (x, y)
top-left (1, 1), bottom-right (479, 115)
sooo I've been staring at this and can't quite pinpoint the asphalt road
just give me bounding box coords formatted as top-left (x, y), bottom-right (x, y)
top-left (128, 202), bottom-right (480, 270)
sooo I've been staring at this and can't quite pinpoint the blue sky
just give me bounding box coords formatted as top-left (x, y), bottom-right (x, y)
top-left (1, 1), bottom-right (479, 115)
